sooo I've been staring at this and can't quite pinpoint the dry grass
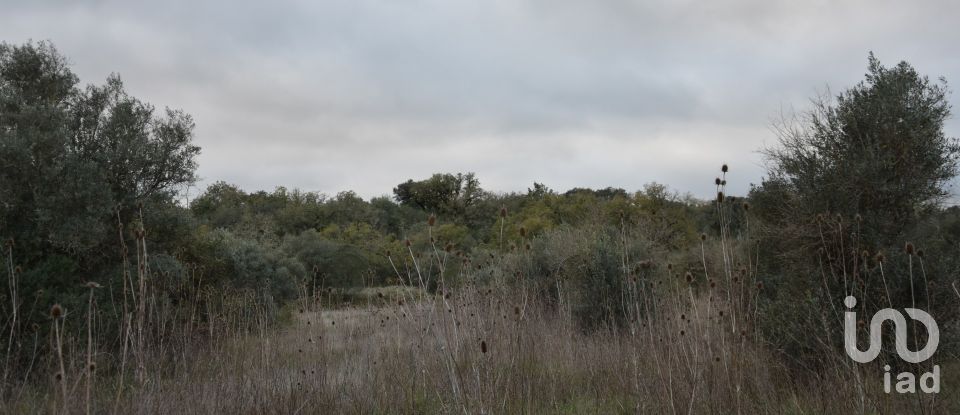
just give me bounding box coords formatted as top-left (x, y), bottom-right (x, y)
top-left (4, 168), bottom-right (958, 414)
top-left (5, 284), bottom-right (954, 414)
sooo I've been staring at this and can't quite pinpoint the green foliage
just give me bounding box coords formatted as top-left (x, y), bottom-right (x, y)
top-left (393, 172), bottom-right (484, 219)
top-left (752, 54), bottom-right (960, 363)
top-left (572, 230), bottom-right (627, 330)
top-left (760, 53), bottom-right (959, 245)
top-left (0, 41), bottom-right (201, 342)
top-left (9, 40), bottom-right (959, 376)
top-left (282, 229), bottom-right (376, 287)
top-left (203, 229), bottom-right (301, 300)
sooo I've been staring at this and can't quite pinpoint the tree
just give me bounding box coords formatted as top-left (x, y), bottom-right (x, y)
top-left (760, 53), bottom-right (959, 245)
top-left (70, 74), bottom-right (199, 210)
top-left (0, 40), bottom-right (199, 270)
top-left (392, 172), bottom-right (484, 217)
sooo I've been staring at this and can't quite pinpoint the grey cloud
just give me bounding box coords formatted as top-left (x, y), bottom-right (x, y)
top-left (0, 0), bottom-right (957, 202)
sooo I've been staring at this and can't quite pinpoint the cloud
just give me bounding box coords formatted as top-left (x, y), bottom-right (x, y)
top-left (1, 0), bottom-right (958, 202)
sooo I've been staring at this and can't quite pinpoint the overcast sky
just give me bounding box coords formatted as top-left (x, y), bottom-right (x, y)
top-left (2, 0), bottom-right (958, 201)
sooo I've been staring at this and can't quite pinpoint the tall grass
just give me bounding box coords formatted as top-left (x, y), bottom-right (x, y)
top-left (1, 166), bottom-right (958, 414)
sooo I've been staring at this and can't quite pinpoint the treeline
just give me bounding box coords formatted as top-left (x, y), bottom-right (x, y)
top-left (0, 41), bottom-right (714, 343)
top-left (3, 40), bottom-right (960, 371)
top-left (182, 177), bottom-right (707, 293)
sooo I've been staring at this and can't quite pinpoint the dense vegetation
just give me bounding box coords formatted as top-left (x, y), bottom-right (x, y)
top-left (2, 41), bottom-right (959, 413)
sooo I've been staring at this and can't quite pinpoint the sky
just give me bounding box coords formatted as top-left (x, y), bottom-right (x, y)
top-left (2, 0), bottom-right (959, 202)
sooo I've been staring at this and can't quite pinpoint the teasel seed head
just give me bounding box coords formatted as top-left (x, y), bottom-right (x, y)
top-left (700, 233), bottom-right (707, 242)
top-left (427, 214), bottom-right (436, 227)
top-left (685, 272), bottom-right (693, 284)
top-left (519, 226), bottom-right (526, 238)
top-left (50, 304), bottom-right (63, 319)
top-left (499, 207), bottom-right (507, 218)
top-left (742, 202), bottom-right (750, 211)
top-left (875, 253), bottom-right (885, 263)
top-left (480, 340), bottom-right (488, 354)
top-left (721, 164), bottom-right (728, 173)
top-left (905, 242), bottom-right (915, 255)
top-left (404, 239), bottom-right (411, 247)
top-left (917, 249), bottom-right (925, 259)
